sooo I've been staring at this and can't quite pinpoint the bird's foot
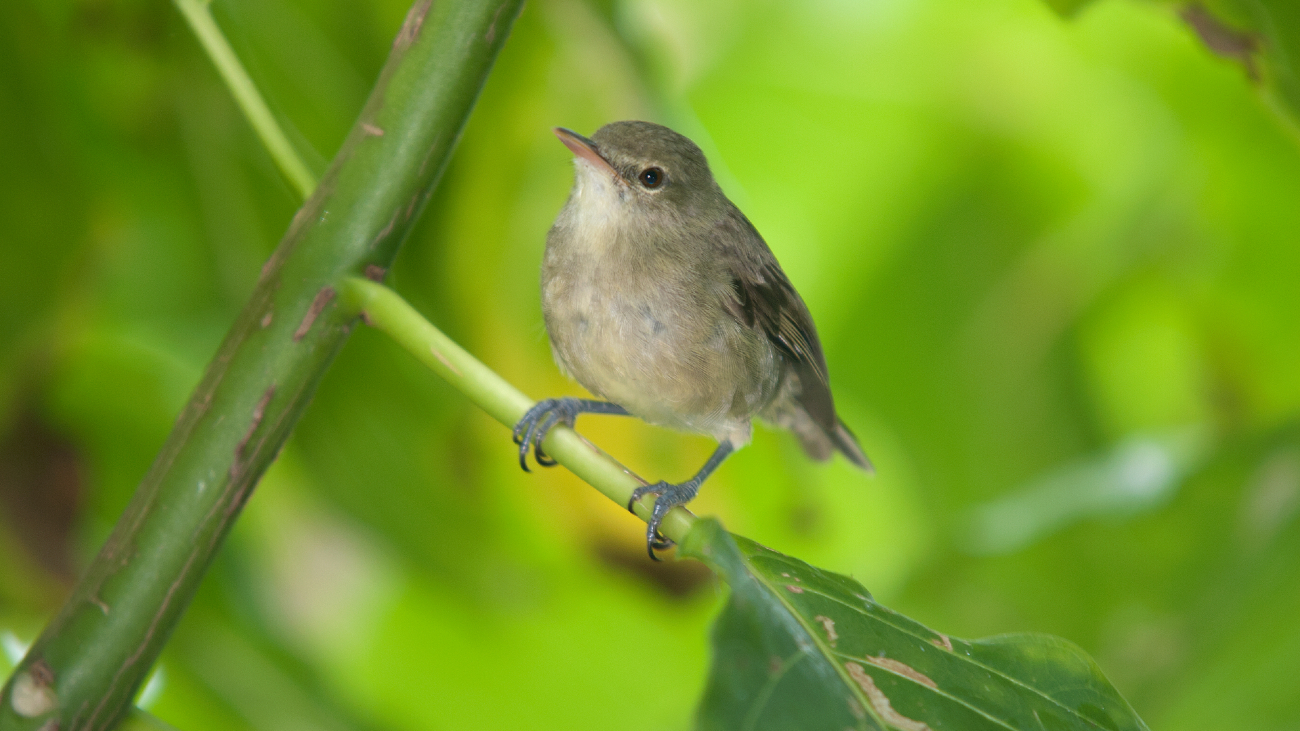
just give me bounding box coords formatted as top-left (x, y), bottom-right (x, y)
top-left (512, 398), bottom-right (631, 471)
top-left (512, 398), bottom-right (583, 471)
top-left (627, 480), bottom-right (701, 561)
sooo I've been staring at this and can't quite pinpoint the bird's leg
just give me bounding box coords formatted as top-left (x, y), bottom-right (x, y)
top-left (627, 441), bottom-right (735, 560)
top-left (512, 398), bottom-right (631, 471)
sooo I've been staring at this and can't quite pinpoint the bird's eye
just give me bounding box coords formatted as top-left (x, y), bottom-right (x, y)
top-left (639, 167), bottom-right (664, 189)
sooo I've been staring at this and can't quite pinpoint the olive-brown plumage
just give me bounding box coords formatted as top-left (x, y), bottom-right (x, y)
top-left (514, 121), bottom-right (870, 558)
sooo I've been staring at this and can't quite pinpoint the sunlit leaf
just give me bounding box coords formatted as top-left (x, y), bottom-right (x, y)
top-left (683, 519), bottom-right (1149, 731)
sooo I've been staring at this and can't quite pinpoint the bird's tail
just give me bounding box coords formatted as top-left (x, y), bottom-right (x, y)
top-left (782, 404), bottom-right (874, 473)
top-left (830, 418), bottom-right (873, 474)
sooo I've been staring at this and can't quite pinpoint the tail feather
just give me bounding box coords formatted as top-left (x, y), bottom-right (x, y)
top-left (830, 419), bottom-right (873, 474)
top-left (782, 405), bottom-right (874, 473)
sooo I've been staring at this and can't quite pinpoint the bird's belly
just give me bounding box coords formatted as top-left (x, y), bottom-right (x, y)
top-left (542, 277), bottom-right (778, 442)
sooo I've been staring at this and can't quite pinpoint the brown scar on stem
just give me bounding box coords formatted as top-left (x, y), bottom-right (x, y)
top-left (234, 386), bottom-right (276, 468)
top-left (283, 190), bottom-right (326, 244)
top-left (89, 594), bottom-right (110, 614)
top-left (864, 654), bottom-right (937, 689)
top-left (260, 310), bottom-right (273, 328)
top-left (844, 663), bottom-right (931, 731)
top-left (785, 584), bottom-right (803, 593)
top-left (30, 659), bottom-right (54, 687)
top-left (768, 657), bottom-right (782, 675)
top-left (814, 615), bottom-right (838, 647)
top-left (294, 286), bottom-right (337, 341)
top-left (359, 311), bottom-right (374, 327)
top-left (931, 634), bottom-right (953, 652)
top-left (260, 239), bottom-right (294, 282)
top-left (370, 212), bottom-right (397, 249)
top-left (11, 660), bottom-right (57, 718)
top-left (362, 122), bottom-right (385, 136)
top-left (393, 0), bottom-right (432, 50)
top-left (289, 205), bottom-right (309, 235)
top-left (418, 136), bottom-right (441, 178)
top-left (364, 264), bottom-right (387, 282)
top-left (485, 2), bottom-right (508, 44)
top-left (432, 346), bottom-right (461, 376)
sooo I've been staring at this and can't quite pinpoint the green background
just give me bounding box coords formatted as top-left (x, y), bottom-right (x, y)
top-left (2, 0), bottom-right (1297, 728)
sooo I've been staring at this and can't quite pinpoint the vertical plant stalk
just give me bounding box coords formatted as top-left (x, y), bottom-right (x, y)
top-left (173, 0), bottom-right (318, 200)
top-left (0, 1), bottom-right (523, 729)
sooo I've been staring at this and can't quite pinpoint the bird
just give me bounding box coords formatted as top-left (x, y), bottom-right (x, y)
top-left (513, 120), bottom-right (871, 559)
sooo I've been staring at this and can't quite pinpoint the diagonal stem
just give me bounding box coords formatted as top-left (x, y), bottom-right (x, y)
top-left (172, 0), bottom-right (317, 201)
top-left (0, 2), bottom-right (523, 729)
top-left (337, 277), bottom-right (697, 545)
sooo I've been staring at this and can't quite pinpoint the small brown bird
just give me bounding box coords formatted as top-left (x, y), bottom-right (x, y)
top-left (514, 121), bottom-right (871, 558)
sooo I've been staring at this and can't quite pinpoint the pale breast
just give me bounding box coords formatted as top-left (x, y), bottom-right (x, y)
top-left (540, 241), bottom-right (780, 443)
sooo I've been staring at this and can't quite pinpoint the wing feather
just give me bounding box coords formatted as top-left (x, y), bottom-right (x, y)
top-left (713, 211), bottom-right (835, 432)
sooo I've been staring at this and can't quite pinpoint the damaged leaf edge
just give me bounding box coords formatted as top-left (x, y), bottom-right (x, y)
top-left (681, 519), bottom-right (1145, 731)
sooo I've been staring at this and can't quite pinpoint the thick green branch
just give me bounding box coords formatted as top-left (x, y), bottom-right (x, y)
top-left (173, 0), bottom-right (317, 200)
top-left (338, 278), bottom-right (697, 544)
top-left (0, 2), bottom-right (522, 729)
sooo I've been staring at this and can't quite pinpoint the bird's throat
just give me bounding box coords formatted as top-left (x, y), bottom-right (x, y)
top-left (562, 164), bottom-right (633, 256)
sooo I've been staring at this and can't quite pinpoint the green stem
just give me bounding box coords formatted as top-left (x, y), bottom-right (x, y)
top-left (0, 2), bottom-right (522, 729)
top-left (117, 712), bottom-right (179, 731)
top-left (172, 0), bottom-right (317, 200)
top-left (337, 278), bottom-right (697, 544)
top-left (0, 648), bottom-right (175, 731)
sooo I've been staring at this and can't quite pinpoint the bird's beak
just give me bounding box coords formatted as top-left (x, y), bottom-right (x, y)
top-left (554, 127), bottom-right (619, 178)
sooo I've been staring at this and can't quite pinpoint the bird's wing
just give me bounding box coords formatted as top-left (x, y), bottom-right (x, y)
top-left (714, 211), bottom-right (836, 432)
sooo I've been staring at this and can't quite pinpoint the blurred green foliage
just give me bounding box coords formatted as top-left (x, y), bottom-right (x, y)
top-left (1112, 1), bottom-right (1300, 138)
top-left (1, 0), bottom-right (1299, 729)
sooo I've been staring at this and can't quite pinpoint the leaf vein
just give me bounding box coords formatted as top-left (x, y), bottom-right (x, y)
top-left (743, 555), bottom-right (891, 730)
top-left (792, 584), bottom-right (1113, 729)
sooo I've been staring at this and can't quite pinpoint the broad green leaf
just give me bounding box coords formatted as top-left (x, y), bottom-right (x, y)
top-left (682, 519), bottom-right (1148, 731)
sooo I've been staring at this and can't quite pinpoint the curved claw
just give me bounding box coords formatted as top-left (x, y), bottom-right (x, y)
top-left (513, 400), bottom-right (549, 472)
top-left (532, 410), bottom-right (562, 466)
top-left (511, 398), bottom-right (580, 472)
top-left (645, 496), bottom-right (674, 561)
top-left (647, 530), bottom-right (675, 561)
top-left (626, 483), bottom-right (659, 514)
top-left (516, 407), bottom-right (544, 472)
top-left (631, 480), bottom-right (699, 561)
top-left (627, 483), bottom-right (669, 559)
top-left (512, 400), bottom-right (546, 444)
top-left (517, 429), bottom-right (534, 473)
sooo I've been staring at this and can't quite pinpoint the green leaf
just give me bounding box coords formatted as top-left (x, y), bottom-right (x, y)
top-left (1181, 0), bottom-right (1300, 136)
top-left (682, 519), bottom-right (1149, 731)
